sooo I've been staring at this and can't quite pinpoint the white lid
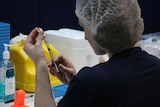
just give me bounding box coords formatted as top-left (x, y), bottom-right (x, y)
top-left (10, 33), bottom-right (28, 44)
top-left (45, 28), bottom-right (90, 48)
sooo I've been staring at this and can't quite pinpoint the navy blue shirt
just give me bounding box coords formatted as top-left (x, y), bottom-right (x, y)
top-left (58, 47), bottom-right (160, 107)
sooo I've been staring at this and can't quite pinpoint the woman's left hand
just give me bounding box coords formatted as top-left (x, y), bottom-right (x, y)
top-left (23, 27), bottom-right (47, 64)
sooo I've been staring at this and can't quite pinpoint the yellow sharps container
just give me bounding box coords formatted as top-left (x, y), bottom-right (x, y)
top-left (10, 39), bottom-right (62, 92)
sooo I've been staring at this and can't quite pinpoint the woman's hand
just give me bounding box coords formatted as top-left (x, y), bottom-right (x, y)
top-left (24, 27), bottom-right (57, 107)
top-left (23, 27), bottom-right (47, 64)
top-left (48, 55), bottom-right (77, 85)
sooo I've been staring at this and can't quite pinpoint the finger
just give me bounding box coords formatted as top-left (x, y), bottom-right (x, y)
top-left (50, 69), bottom-right (57, 76)
top-left (47, 60), bottom-right (52, 67)
top-left (36, 29), bottom-right (45, 45)
top-left (48, 60), bottom-right (57, 67)
top-left (55, 55), bottom-right (69, 66)
top-left (59, 64), bottom-right (71, 73)
top-left (48, 60), bottom-right (57, 74)
top-left (25, 27), bottom-right (39, 44)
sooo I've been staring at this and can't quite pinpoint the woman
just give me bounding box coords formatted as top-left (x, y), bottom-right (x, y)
top-left (24, 0), bottom-right (160, 107)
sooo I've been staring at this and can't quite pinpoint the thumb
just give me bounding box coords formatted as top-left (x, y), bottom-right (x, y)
top-left (36, 28), bottom-right (45, 45)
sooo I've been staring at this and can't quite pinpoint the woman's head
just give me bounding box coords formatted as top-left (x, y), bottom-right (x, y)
top-left (75, 0), bottom-right (144, 54)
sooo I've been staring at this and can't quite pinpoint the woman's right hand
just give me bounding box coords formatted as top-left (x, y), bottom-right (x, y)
top-left (48, 55), bottom-right (77, 85)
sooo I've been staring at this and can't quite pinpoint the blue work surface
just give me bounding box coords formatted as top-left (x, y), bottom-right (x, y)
top-left (52, 84), bottom-right (68, 98)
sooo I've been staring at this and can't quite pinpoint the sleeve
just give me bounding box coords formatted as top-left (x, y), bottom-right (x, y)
top-left (57, 73), bottom-right (96, 107)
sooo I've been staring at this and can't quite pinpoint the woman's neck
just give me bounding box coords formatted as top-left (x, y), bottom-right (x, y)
top-left (108, 42), bottom-right (140, 58)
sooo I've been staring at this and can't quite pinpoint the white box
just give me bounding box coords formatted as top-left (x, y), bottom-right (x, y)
top-left (45, 28), bottom-right (99, 72)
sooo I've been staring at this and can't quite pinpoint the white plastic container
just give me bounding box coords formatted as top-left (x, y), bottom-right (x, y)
top-left (45, 28), bottom-right (99, 72)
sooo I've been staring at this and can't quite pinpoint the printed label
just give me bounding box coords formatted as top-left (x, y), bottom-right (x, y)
top-left (5, 67), bottom-right (15, 95)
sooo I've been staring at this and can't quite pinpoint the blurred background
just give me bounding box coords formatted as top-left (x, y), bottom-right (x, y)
top-left (0, 0), bottom-right (159, 38)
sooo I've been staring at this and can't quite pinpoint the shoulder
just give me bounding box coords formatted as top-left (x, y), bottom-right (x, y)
top-left (74, 63), bottom-right (113, 88)
top-left (77, 64), bottom-right (109, 79)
